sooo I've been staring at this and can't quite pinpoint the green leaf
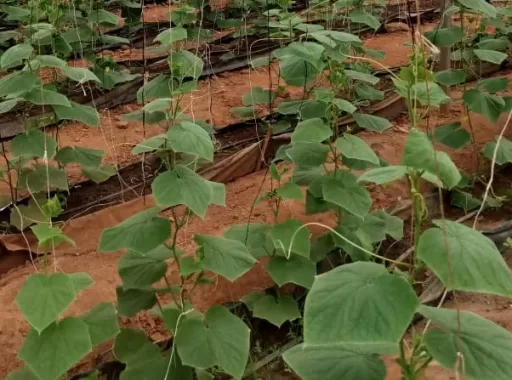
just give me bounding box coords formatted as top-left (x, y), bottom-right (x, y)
top-left (242, 87), bottom-right (275, 106)
top-left (18, 165), bottom-right (69, 192)
top-left (31, 224), bottom-right (74, 249)
top-left (11, 129), bottom-right (57, 159)
top-left (417, 220), bottom-right (512, 296)
top-left (176, 305), bottom-right (250, 379)
top-left (275, 42), bottom-right (325, 87)
top-left (155, 27), bottom-right (188, 45)
top-left (267, 255), bottom-right (316, 288)
top-left (344, 69), bottom-right (379, 85)
top-left (304, 262), bottom-right (419, 345)
top-left (420, 305), bottom-right (512, 380)
top-left (475, 38), bottom-right (510, 51)
top-left (336, 134), bottom-right (379, 164)
top-left (410, 82), bottom-right (450, 106)
top-left (477, 77), bottom-right (509, 93)
top-left (118, 251), bottom-right (167, 288)
top-left (88, 9), bottom-right (120, 25)
top-left (23, 89), bottom-right (71, 107)
top-left (132, 134), bottom-right (167, 155)
top-left (463, 88), bottom-right (505, 123)
top-left (6, 367), bottom-right (39, 380)
top-left (55, 146), bottom-right (104, 168)
top-left (19, 318), bottom-right (92, 380)
top-left (0, 71), bottom-right (39, 98)
top-left (451, 190), bottom-right (481, 211)
top-left (80, 303), bottom-right (119, 345)
top-left (483, 137), bottom-right (512, 165)
top-left (286, 142), bottom-right (329, 167)
top-left (252, 295), bottom-right (300, 327)
top-left (223, 223), bottom-right (273, 259)
top-left (473, 49), bottom-right (507, 65)
top-left (402, 129), bottom-right (461, 189)
top-left (291, 118), bottom-right (332, 143)
top-left (271, 219), bottom-right (310, 258)
top-left (62, 67), bottom-right (101, 84)
top-left (1, 43), bottom-right (33, 69)
top-left (322, 172), bottom-right (372, 218)
top-left (68, 273), bottom-right (94, 292)
top-left (116, 286), bottom-right (157, 317)
top-left (435, 69), bottom-right (467, 86)
top-left (355, 83), bottom-right (384, 100)
top-left (357, 165), bottom-right (407, 185)
top-left (277, 182), bottom-right (304, 200)
top-left (15, 273), bottom-right (76, 333)
top-left (167, 121), bottom-right (214, 161)
top-left (81, 165), bottom-right (116, 184)
top-left (354, 113), bottom-right (391, 132)
top-left (0, 98), bottom-right (20, 114)
top-left (53, 101), bottom-right (100, 127)
top-left (349, 10), bottom-right (380, 30)
top-left (457, 0), bottom-right (497, 18)
top-left (432, 122), bottom-right (471, 149)
top-left (137, 75), bottom-right (175, 102)
top-left (152, 165), bottom-right (213, 218)
top-left (371, 210), bottom-right (403, 240)
top-left (425, 27), bottom-right (463, 47)
top-left (10, 195), bottom-right (49, 231)
top-left (333, 98), bottom-right (357, 114)
top-left (284, 343), bottom-right (387, 380)
top-left (99, 207), bottom-right (171, 253)
top-left (195, 234), bottom-right (256, 281)
top-left (169, 50), bottom-right (204, 80)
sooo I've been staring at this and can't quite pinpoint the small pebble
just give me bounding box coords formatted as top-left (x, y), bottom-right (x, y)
top-left (384, 22), bottom-right (410, 33)
top-left (117, 121), bottom-right (129, 129)
top-left (121, 45), bottom-right (130, 51)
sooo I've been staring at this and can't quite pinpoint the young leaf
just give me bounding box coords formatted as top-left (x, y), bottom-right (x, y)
top-left (195, 234), bottom-right (256, 281)
top-left (118, 250), bottom-right (167, 288)
top-left (11, 129), bottom-right (57, 159)
top-left (15, 273), bottom-right (76, 333)
top-left (271, 219), bottom-right (310, 258)
top-left (432, 122), bottom-right (471, 150)
top-left (291, 118), bottom-right (332, 143)
top-left (336, 134), bottom-right (379, 164)
top-left (353, 113), bottom-right (391, 132)
top-left (31, 224), bottom-right (75, 249)
top-left (152, 165), bottom-right (213, 218)
top-left (304, 262), bottom-right (419, 345)
top-left (80, 303), bottom-right (119, 345)
top-left (267, 255), bottom-right (316, 288)
top-left (0, 43), bottom-right (33, 69)
top-left (252, 295), bottom-right (301, 327)
top-left (357, 165), bottom-right (407, 185)
top-left (19, 318), bottom-right (92, 380)
top-left (53, 101), bottom-right (100, 127)
top-left (167, 121), bottom-right (214, 161)
top-left (417, 220), bottom-right (512, 297)
top-left (99, 207), bottom-right (171, 253)
top-left (483, 137), bottom-right (512, 165)
top-left (322, 172), bottom-right (372, 219)
top-left (175, 305), bottom-right (250, 379)
top-left (420, 305), bottom-right (512, 380)
top-left (284, 343), bottom-right (388, 380)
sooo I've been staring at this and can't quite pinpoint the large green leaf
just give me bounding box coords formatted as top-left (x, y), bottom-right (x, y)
top-left (242, 87), bottom-right (275, 106)
top-left (152, 165), bottom-right (214, 218)
top-left (267, 255), bottom-right (316, 288)
top-left (477, 77), bottom-right (509, 93)
top-left (0, 98), bottom-right (20, 114)
top-left (425, 27), bottom-right (463, 47)
top-left (286, 142), bottom-right (330, 167)
top-left (98, 207), bottom-right (171, 253)
top-left (19, 318), bottom-right (92, 380)
top-left (23, 89), bottom-right (71, 107)
top-left (117, 250), bottom-right (167, 288)
top-left (322, 171), bottom-right (372, 218)
top-left (457, 0), bottom-right (496, 18)
top-left (80, 303), bottom-right (119, 345)
top-left (68, 273), bottom-right (94, 292)
top-left (15, 273), bottom-right (76, 333)
top-left (304, 262), bottom-right (419, 345)
top-left (291, 118), bottom-right (332, 143)
top-left (0, 71), bottom-right (39, 98)
top-left (11, 129), bottom-right (57, 159)
top-left (410, 82), bottom-right (450, 106)
top-left (336, 134), bottom-right (379, 165)
top-left (116, 286), bottom-right (157, 317)
top-left (223, 223), bottom-right (273, 258)
top-left (275, 42), bottom-right (325, 86)
top-left (473, 49), bottom-right (507, 65)
top-left (55, 146), bottom-right (104, 168)
top-left (169, 50), bottom-right (204, 80)
top-left (17, 165), bottom-right (68, 192)
top-left (417, 220), bottom-right (512, 297)
top-left (402, 129), bottom-right (461, 189)
top-left (155, 27), bottom-right (188, 45)
top-left (271, 219), bottom-right (310, 258)
top-left (353, 113), bottom-right (391, 132)
top-left (483, 137), bottom-right (512, 165)
top-left (357, 166), bottom-right (407, 185)
top-left (349, 10), bottom-right (380, 30)
top-left (6, 367), bottom-right (39, 380)
top-left (432, 122), bottom-right (471, 150)
top-left (132, 134), bottom-right (167, 155)
top-left (167, 121), bottom-right (214, 161)
top-left (463, 88), bottom-right (505, 123)
top-left (195, 234), bottom-right (256, 281)
top-left (62, 67), bottom-right (101, 84)
top-left (251, 294), bottom-right (301, 327)
top-left (53, 101), bottom-right (100, 127)
top-left (1, 43), bottom-right (33, 69)
top-left (284, 343), bottom-right (388, 380)
top-left (176, 305), bottom-right (250, 379)
top-left (435, 69), bottom-right (467, 86)
top-left (81, 165), bottom-right (116, 184)
top-left (420, 305), bottom-right (512, 380)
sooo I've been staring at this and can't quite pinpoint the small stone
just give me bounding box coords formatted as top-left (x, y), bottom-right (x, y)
top-left (121, 45), bottom-right (130, 51)
top-left (117, 121), bottom-right (129, 129)
top-left (384, 22), bottom-right (410, 33)
top-left (135, 128), bottom-right (142, 133)
top-left (74, 137), bottom-right (80, 142)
